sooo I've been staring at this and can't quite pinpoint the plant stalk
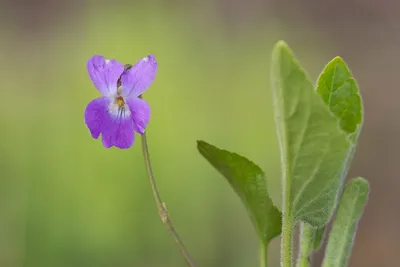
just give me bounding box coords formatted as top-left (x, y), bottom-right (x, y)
top-left (259, 241), bottom-right (268, 267)
top-left (140, 132), bottom-right (197, 267)
top-left (281, 211), bottom-right (293, 267)
top-left (281, 172), bottom-right (294, 267)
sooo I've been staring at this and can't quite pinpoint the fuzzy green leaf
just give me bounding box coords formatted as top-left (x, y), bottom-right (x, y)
top-left (197, 140), bottom-right (282, 245)
top-left (313, 226), bottom-right (325, 251)
top-left (270, 41), bottom-right (363, 227)
top-left (297, 223), bottom-right (326, 267)
top-left (322, 177), bottom-right (369, 267)
top-left (316, 56), bottom-right (363, 137)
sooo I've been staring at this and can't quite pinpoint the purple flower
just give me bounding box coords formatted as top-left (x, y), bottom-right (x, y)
top-left (84, 55), bottom-right (157, 149)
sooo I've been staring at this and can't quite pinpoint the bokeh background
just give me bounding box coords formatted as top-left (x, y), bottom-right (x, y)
top-left (0, 0), bottom-right (398, 266)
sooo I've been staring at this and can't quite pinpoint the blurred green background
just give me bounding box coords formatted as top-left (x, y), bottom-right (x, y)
top-left (1, 0), bottom-right (399, 267)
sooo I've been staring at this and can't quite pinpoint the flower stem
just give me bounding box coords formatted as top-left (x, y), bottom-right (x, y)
top-left (140, 132), bottom-right (197, 267)
top-left (259, 241), bottom-right (268, 267)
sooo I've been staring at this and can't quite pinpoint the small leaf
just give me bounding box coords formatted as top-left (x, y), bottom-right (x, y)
top-left (270, 41), bottom-right (362, 227)
top-left (313, 226), bottom-right (325, 251)
top-left (322, 177), bottom-right (369, 267)
top-left (316, 57), bottom-right (363, 137)
top-left (316, 56), bottom-right (364, 185)
top-left (297, 223), bottom-right (314, 267)
top-left (296, 223), bottom-right (326, 267)
top-left (197, 140), bottom-right (282, 245)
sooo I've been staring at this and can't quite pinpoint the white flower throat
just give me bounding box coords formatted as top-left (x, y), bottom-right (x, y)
top-left (108, 86), bottom-right (131, 119)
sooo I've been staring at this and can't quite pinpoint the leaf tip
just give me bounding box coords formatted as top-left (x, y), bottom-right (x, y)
top-left (326, 56), bottom-right (351, 73)
top-left (342, 177), bottom-right (370, 206)
top-left (331, 56), bottom-right (344, 62)
top-left (275, 40), bottom-right (288, 47)
top-left (348, 177), bottom-right (370, 191)
top-left (196, 140), bottom-right (208, 153)
top-left (273, 40), bottom-right (291, 54)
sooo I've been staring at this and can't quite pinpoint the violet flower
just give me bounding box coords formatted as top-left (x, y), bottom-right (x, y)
top-left (84, 55), bottom-right (157, 149)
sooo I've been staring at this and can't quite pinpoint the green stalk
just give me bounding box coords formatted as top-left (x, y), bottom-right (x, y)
top-left (281, 207), bottom-right (293, 267)
top-left (259, 241), bottom-right (268, 267)
top-left (141, 131), bottom-right (196, 267)
top-left (281, 165), bottom-right (293, 267)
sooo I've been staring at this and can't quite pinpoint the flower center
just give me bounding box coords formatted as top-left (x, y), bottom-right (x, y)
top-left (108, 95), bottom-right (130, 119)
top-left (116, 96), bottom-right (125, 107)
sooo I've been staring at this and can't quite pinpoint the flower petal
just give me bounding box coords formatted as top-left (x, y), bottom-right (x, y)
top-left (84, 97), bottom-right (110, 139)
top-left (120, 55), bottom-right (157, 97)
top-left (87, 55), bottom-right (124, 96)
top-left (101, 110), bottom-right (135, 149)
top-left (126, 97), bottom-right (151, 134)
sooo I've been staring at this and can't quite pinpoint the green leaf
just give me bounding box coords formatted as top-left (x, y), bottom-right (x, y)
top-left (297, 223), bottom-right (314, 267)
top-left (296, 223), bottom-right (326, 267)
top-left (322, 177), bottom-right (369, 267)
top-left (197, 140), bottom-right (282, 245)
top-left (316, 57), bottom-right (363, 185)
top-left (313, 225), bottom-right (325, 251)
top-left (270, 41), bottom-right (362, 227)
top-left (316, 57), bottom-right (363, 137)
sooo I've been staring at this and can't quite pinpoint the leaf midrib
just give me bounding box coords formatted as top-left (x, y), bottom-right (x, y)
top-left (327, 60), bottom-right (338, 108)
